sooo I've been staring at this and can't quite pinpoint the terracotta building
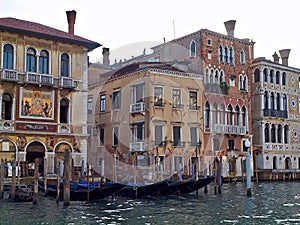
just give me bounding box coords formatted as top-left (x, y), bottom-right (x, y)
top-left (0, 11), bottom-right (100, 176)
top-left (251, 50), bottom-right (300, 180)
top-left (91, 62), bottom-right (203, 182)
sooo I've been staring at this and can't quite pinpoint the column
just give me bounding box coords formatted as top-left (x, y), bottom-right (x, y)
top-left (260, 123), bottom-right (265, 145)
top-left (260, 68), bottom-right (264, 82)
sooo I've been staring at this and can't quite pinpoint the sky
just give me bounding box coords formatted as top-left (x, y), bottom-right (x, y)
top-left (1, 0), bottom-right (300, 67)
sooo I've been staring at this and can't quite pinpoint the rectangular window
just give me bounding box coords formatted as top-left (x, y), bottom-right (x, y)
top-left (112, 91), bottom-right (121, 110)
top-left (87, 128), bottom-right (91, 147)
top-left (207, 38), bottom-right (212, 46)
top-left (173, 126), bottom-right (182, 147)
top-left (172, 89), bottom-right (181, 108)
top-left (154, 155), bottom-right (165, 172)
top-left (213, 138), bottom-right (220, 151)
top-left (98, 157), bottom-right (104, 175)
top-left (100, 94), bottom-right (106, 112)
top-left (113, 127), bottom-right (119, 146)
top-left (131, 123), bottom-right (144, 142)
top-left (87, 97), bottom-right (93, 115)
top-left (174, 156), bottom-right (183, 172)
top-left (99, 128), bottom-right (104, 147)
top-left (228, 139), bottom-right (234, 150)
top-left (190, 127), bottom-right (198, 146)
top-left (154, 86), bottom-right (164, 107)
top-left (155, 125), bottom-right (164, 146)
top-left (131, 83), bottom-right (144, 104)
top-left (189, 91), bottom-right (198, 110)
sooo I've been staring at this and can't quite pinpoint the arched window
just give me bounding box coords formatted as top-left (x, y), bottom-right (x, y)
top-left (283, 94), bottom-right (287, 110)
top-left (276, 93), bottom-right (280, 110)
top-left (265, 124), bottom-right (270, 142)
top-left (204, 101), bottom-right (210, 128)
top-left (278, 124), bottom-right (282, 143)
top-left (215, 70), bottom-right (219, 84)
top-left (3, 44), bottom-right (14, 69)
top-left (39, 50), bottom-right (49, 74)
top-left (276, 71), bottom-right (280, 84)
top-left (212, 102), bottom-right (218, 124)
top-left (270, 92), bottom-right (275, 110)
top-left (263, 68), bottom-right (268, 82)
top-left (220, 103), bottom-right (226, 124)
top-left (210, 69), bottom-right (214, 83)
top-left (61, 53), bottom-right (70, 77)
top-left (240, 49), bottom-right (245, 64)
top-left (235, 105), bottom-right (240, 125)
top-left (264, 91), bottom-right (268, 109)
top-left (273, 156), bottom-right (277, 169)
top-left (220, 71), bottom-right (224, 83)
top-left (60, 98), bottom-right (69, 123)
top-left (219, 45), bottom-right (223, 62)
top-left (270, 70), bottom-right (274, 83)
top-left (282, 72), bottom-right (286, 85)
top-left (254, 69), bottom-right (260, 82)
top-left (229, 47), bottom-right (234, 64)
top-left (284, 125), bottom-right (289, 144)
top-left (205, 68), bottom-right (209, 83)
top-left (242, 106), bottom-right (246, 126)
top-left (190, 40), bottom-right (196, 58)
top-left (243, 76), bottom-right (248, 91)
top-left (2, 93), bottom-right (12, 120)
top-left (224, 46), bottom-right (228, 63)
top-left (271, 124), bottom-right (276, 143)
top-left (239, 75), bottom-right (243, 90)
top-left (227, 104), bottom-right (233, 125)
top-left (26, 47), bottom-right (37, 72)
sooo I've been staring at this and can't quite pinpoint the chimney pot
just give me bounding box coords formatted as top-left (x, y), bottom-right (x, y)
top-left (272, 52), bottom-right (280, 64)
top-left (102, 47), bottom-right (110, 66)
top-left (66, 10), bottom-right (77, 34)
top-left (279, 49), bottom-right (291, 66)
top-left (224, 20), bottom-right (236, 37)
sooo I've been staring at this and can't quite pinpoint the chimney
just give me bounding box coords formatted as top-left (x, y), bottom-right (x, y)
top-left (279, 49), bottom-right (291, 66)
top-left (224, 20), bottom-right (236, 37)
top-left (102, 47), bottom-right (110, 66)
top-left (272, 52), bottom-right (280, 64)
top-left (66, 10), bottom-right (77, 34)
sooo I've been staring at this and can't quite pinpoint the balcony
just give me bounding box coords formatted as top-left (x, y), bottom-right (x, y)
top-left (204, 82), bottom-right (229, 95)
top-left (130, 102), bottom-right (145, 114)
top-left (0, 120), bottom-right (14, 132)
top-left (25, 72), bottom-right (54, 86)
top-left (263, 109), bottom-right (288, 118)
top-left (130, 142), bottom-right (145, 152)
top-left (59, 77), bottom-right (77, 88)
top-left (213, 124), bottom-right (247, 135)
top-left (0, 69), bottom-right (19, 82)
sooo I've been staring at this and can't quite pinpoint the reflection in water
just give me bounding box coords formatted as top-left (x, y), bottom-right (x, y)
top-left (0, 182), bottom-right (300, 224)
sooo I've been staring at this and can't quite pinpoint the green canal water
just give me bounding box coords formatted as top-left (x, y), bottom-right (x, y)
top-left (0, 181), bottom-right (300, 225)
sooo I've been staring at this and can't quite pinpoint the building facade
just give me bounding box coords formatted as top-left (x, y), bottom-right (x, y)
top-left (251, 50), bottom-right (300, 180)
top-left (92, 62), bottom-right (204, 183)
top-left (0, 11), bottom-right (100, 176)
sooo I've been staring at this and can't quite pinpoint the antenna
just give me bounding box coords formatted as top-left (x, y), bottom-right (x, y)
top-left (173, 20), bottom-right (176, 38)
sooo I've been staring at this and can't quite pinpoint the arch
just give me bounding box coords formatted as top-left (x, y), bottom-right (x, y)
top-left (224, 46), bottom-right (228, 63)
top-left (204, 101), bottom-right (210, 128)
top-left (60, 98), bottom-right (70, 123)
top-left (240, 49), bottom-right (245, 64)
top-left (270, 92), bottom-right (275, 110)
top-left (38, 49), bottom-right (49, 74)
top-left (276, 93), bottom-right (280, 110)
top-left (265, 123), bottom-right (270, 142)
top-left (205, 68), bottom-right (209, 83)
top-left (227, 104), bottom-right (233, 125)
top-left (218, 44), bottom-right (223, 62)
top-left (189, 40), bottom-right (196, 58)
top-left (25, 140), bottom-right (46, 175)
top-left (215, 70), bottom-right (219, 84)
top-left (271, 124), bottom-right (276, 143)
top-left (235, 105), bottom-right (240, 125)
top-left (284, 125), bottom-right (289, 144)
top-left (277, 124), bottom-right (282, 143)
top-left (212, 102), bottom-right (218, 124)
top-left (26, 47), bottom-right (37, 72)
top-left (264, 91), bottom-right (268, 109)
top-left (273, 156), bottom-right (277, 169)
top-left (282, 72), bottom-right (286, 85)
top-left (3, 43), bottom-right (14, 69)
top-left (53, 141), bottom-right (73, 174)
top-left (60, 53), bottom-right (70, 77)
top-left (220, 103), bottom-right (226, 124)
top-left (283, 94), bottom-right (287, 110)
top-left (229, 47), bottom-right (234, 64)
top-left (285, 157), bottom-right (291, 169)
top-left (254, 69), bottom-right (260, 82)
top-left (270, 69), bottom-right (274, 83)
top-left (263, 68), bottom-right (268, 82)
top-left (241, 106), bottom-right (247, 126)
top-left (276, 71), bottom-right (280, 84)
top-left (2, 93), bottom-right (13, 120)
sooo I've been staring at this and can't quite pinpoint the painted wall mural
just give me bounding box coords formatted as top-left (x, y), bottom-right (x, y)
top-left (20, 88), bottom-right (54, 119)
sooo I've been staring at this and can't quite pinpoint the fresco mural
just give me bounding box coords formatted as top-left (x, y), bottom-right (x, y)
top-left (20, 88), bottom-right (54, 119)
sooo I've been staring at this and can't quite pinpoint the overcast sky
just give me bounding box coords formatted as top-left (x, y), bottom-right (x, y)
top-left (1, 0), bottom-right (300, 67)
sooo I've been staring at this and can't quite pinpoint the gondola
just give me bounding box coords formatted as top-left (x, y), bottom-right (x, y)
top-left (113, 178), bottom-right (171, 198)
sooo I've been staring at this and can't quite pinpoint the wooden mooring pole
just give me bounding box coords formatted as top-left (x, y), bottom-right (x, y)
top-left (63, 149), bottom-right (71, 206)
top-left (0, 159), bottom-right (4, 198)
top-left (246, 152), bottom-right (251, 197)
top-left (33, 158), bottom-right (39, 204)
top-left (11, 160), bottom-right (16, 200)
top-left (56, 158), bottom-right (60, 204)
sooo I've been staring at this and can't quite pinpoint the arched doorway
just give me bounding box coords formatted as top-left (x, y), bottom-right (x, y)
top-left (285, 157), bottom-right (291, 169)
top-left (273, 156), bottom-right (277, 169)
top-left (26, 141), bottom-right (45, 175)
top-left (54, 143), bottom-right (72, 174)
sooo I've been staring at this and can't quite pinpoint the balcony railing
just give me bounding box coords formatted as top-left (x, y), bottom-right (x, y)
top-left (26, 72), bottom-right (54, 86)
top-left (213, 124), bottom-right (247, 135)
top-left (204, 82), bottom-right (229, 95)
top-left (263, 109), bottom-right (288, 118)
top-left (0, 120), bottom-right (15, 132)
top-left (59, 77), bottom-right (77, 88)
top-left (0, 69), bottom-right (19, 81)
top-left (130, 142), bottom-right (145, 152)
top-left (130, 102), bottom-right (145, 114)
top-left (264, 143), bottom-right (300, 152)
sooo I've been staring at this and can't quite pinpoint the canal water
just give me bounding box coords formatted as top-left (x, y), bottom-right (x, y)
top-left (0, 181), bottom-right (300, 225)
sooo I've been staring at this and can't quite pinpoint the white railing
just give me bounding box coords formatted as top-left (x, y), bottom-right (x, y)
top-left (59, 77), bottom-right (77, 88)
top-left (1, 69), bottom-right (18, 81)
top-left (26, 72), bottom-right (54, 85)
top-left (264, 143), bottom-right (299, 152)
top-left (130, 142), bottom-right (145, 152)
top-left (213, 124), bottom-right (247, 135)
top-left (130, 102), bottom-right (145, 114)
